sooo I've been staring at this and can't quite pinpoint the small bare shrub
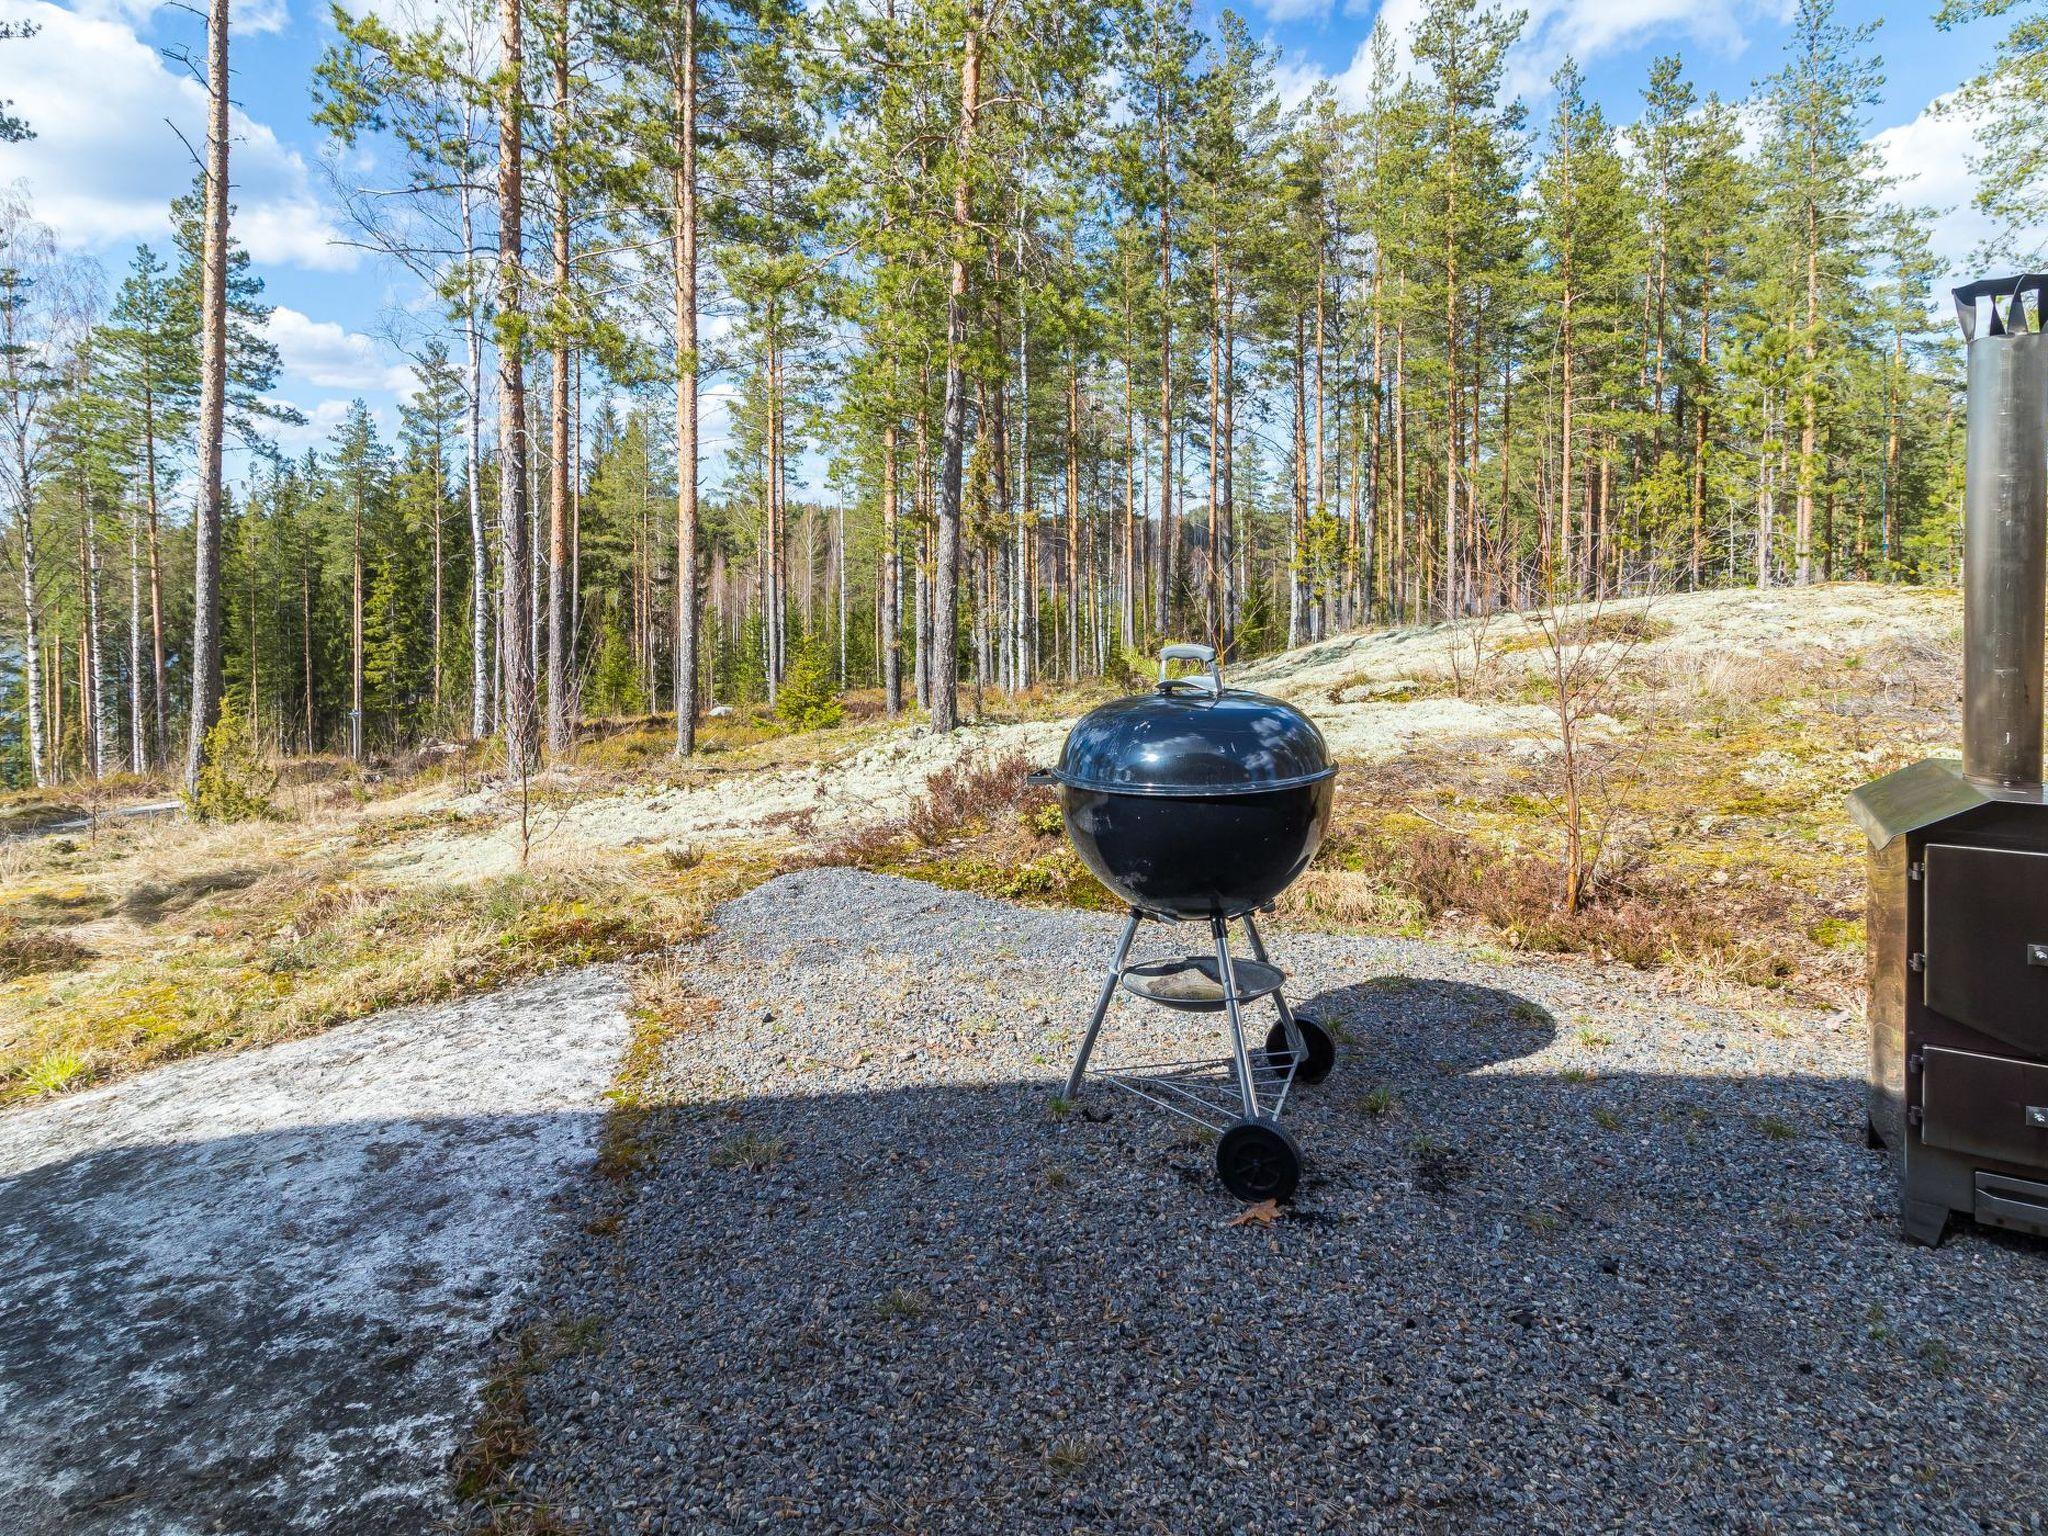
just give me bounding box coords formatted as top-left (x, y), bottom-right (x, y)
top-left (906, 750), bottom-right (1042, 845)
top-left (1521, 587), bottom-right (1666, 912)
top-left (1445, 608), bottom-right (1501, 700)
top-left (1357, 821), bottom-right (1791, 977)
top-left (0, 919), bottom-right (94, 981)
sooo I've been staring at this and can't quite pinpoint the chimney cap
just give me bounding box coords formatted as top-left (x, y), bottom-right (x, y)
top-left (1954, 274), bottom-right (2048, 341)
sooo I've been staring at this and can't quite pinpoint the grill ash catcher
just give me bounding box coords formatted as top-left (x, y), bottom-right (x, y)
top-left (1850, 274), bottom-right (2048, 1245)
top-left (1030, 643), bottom-right (1339, 1202)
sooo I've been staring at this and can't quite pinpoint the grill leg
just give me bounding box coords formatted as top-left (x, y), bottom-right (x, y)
top-left (1242, 912), bottom-right (1305, 1060)
top-left (1214, 918), bottom-right (1260, 1119)
top-left (1065, 909), bottom-right (1143, 1099)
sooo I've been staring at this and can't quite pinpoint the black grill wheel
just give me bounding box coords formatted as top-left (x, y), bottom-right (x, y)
top-left (1265, 1015), bottom-right (1336, 1085)
top-left (1216, 1116), bottom-right (1302, 1203)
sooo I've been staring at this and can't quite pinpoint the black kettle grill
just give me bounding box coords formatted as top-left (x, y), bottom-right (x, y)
top-left (1033, 643), bottom-right (1339, 1200)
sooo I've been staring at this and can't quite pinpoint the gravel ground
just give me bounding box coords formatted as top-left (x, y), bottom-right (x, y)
top-left (0, 965), bottom-right (628, 1535)
top-left (499, 869), bottom-right (2046, 1536)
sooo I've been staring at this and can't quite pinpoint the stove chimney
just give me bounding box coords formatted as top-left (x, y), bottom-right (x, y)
top-left (1957, 275), bottom-right (2048, 789)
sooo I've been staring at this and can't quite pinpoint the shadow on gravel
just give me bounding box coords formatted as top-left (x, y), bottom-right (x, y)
top-left (1300, 976), bottom-right (1561, 1070)
top-left (11, 968), bottom-right (2046, 1536)
top-left (474, 977), bottom-right (2048, 1536)
top-left (0, 1109), bottom-right (604, 1536)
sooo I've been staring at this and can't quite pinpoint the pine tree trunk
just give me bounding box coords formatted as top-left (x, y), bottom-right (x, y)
top-left (82, 500), bottom-right (104, 780)
top-left (1121, 344), bottom-right (1135, 649)
top-left (1066, 355), bottom-right (1080, 681)
top-left (48, 632), bottom-right (61, 779)
top-left (9, 413), bottom-right (44, 787)
top-left (761, 333), bottom-right (774, 708)
top-left (142, 397), bottom-right (166, 762)
top-left (497, 0), bottom-right (535, 769)
top-left (1313, 236), bottom-right (1326, 523)
top-left (1795, 205), bottom-right (1818, 585)
top-left (462, 181), bottom-right (491, 740)
top-left (673, 2), bottom-right (700, 754)
top-left (1560, 258), bottom-right (1575, 594)
top-left (183, 0), bottom-right (231, 795)
top-left (1206, 251), bottom-right (1221, 647)
top-left (127, 502), bottom-right (144, 773)
top-left (882, 413), bottom-right (901, 713)
top-left (1289, 311), bottom-right (1307, 648)
top-left (1367, 263), bottom-right (1382, 621)
top-left (1393, 307), bottom-right (1407, 626)
top-left (1220, 271), bottom-right (1236, 649)
top-left (1691, 268), bottom-right (1711, 589)
top-left (1882, 320), bottom-right (1902, 574)
top-left (1442, 164), bottom-right (1458, 622)
top-left (915, 402), bottom-right (930, 711)
top-left (545, 0), bottom-right (572, 757)
top-left (352, 486), bottom-right (364, 761)
top-left (302, 562), bottom-right (314, 750)
top-left (1014, 257), bottom-right (1031, 687)
top-left (932, 13), bottom-right (980, 732)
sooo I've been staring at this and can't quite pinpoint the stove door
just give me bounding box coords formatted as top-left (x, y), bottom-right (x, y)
top-left (1923, 842), bottom-right (2048, 1055)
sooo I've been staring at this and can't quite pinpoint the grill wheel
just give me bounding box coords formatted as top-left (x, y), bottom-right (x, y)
top-left (1216, 1116), bottom-right (1303, 1203)
top-left (1265, 1016), bottom-right (1337, 1085)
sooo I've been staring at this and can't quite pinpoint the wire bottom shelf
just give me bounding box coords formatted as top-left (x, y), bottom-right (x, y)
top-left (1090, 1047), bottom-right (1300, 1132)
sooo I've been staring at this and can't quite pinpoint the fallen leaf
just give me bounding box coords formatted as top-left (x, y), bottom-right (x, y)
top-left (1228, 1199), bottom-right (1281, 1228)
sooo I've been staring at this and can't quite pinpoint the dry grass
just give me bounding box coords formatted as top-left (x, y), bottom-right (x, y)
top-left (809, 749), bottom-right (1114, 909)
top-left (1296, 818), bottom-right (1798, 985)
top-left (0, 804), bottom-right (773, 1107)
top-left (818, 748), bottom-right (1043, 862)
top-left (1270, 622), bottom-right (1923, 1001)
top-left (451, 1314), bottom-right (600, 1530)
top-left (596, 951), bottom-right (727, 1180)
top-left (0, 917), bottom-right (95, 981)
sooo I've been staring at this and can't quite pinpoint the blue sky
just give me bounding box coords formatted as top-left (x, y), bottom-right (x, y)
top-left (0, 0), bottom-right (2014, 484)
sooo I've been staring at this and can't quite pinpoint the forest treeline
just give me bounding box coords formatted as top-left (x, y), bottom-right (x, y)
top-left (1, 0), bottom-right (2040, 789)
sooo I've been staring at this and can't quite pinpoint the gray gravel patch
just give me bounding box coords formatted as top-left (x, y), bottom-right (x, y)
top-left (500, 869), bottom-right (2047, 1535)
top-left (0, 964), bottom-right (630, 1536)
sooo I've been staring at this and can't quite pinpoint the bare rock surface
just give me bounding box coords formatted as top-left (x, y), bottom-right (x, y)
top-left (0, 965), bottom-right (629, 1535)
top-left (502, 869), bottom-right (2047, 1535)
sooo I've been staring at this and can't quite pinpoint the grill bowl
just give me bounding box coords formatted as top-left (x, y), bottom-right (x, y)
top-left (1059, 777), bottom-right (1335, 920)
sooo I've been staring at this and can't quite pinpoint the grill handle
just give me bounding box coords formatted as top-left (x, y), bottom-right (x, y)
top-left (1159, 642), bottom-right (1223, 697)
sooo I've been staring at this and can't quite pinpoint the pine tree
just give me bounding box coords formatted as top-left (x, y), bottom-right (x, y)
top-left (1762, 0), bottom-right (1884, 586)
top-left (1410, 0), bottom-right (1525, 619)
top-left (98, 246), bottom-right (191, 761)
top-left (1939, 0), bottom-right (2048, 266)
top-left (0, 15), bottom-right (36, 144)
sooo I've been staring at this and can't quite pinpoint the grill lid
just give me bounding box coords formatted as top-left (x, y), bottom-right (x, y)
top-left (1050, 644), bottom-right (1335, 798)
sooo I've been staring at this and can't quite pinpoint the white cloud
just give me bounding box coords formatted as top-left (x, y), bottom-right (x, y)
top-left (0, 1), bottom-right (355, 269)
top-left (1873, 92), bottom-right (1998, 283)
top-left (265, 306), bottom-right (417, 392)
top-left (262, 395), bottom-right (367, 456)
top-left (1258, 0), bottom-right (1332, 24)
top-left (1326, 0), bottom-right (1777, 111)
top-left (1275, 57), bottom-right (1330, 112)
top-left (70, 0), bottom-right (291, 34)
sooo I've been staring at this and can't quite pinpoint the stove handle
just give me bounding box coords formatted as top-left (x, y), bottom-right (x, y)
top-left (1159, 643), bottom-right (1223, 697)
